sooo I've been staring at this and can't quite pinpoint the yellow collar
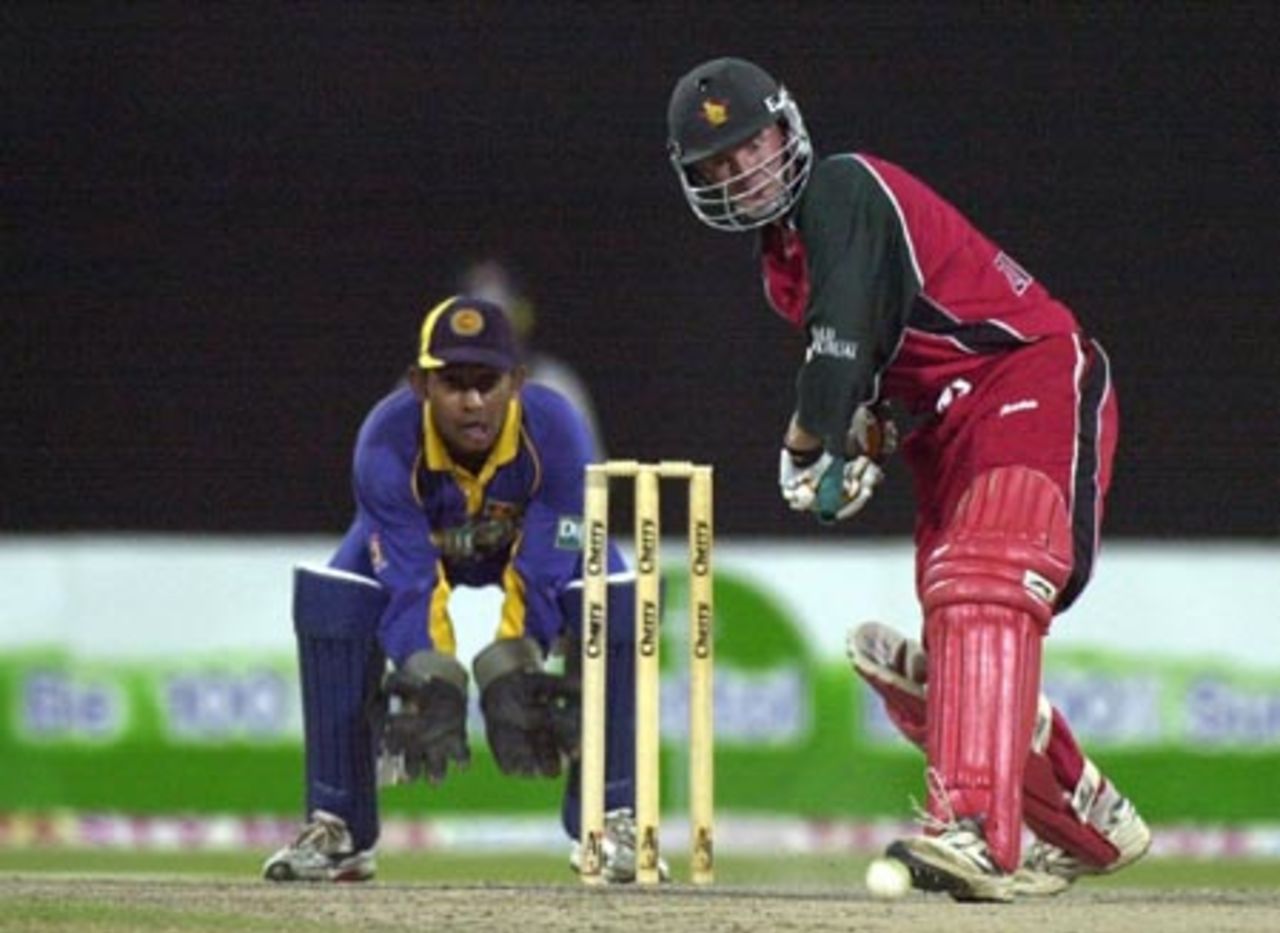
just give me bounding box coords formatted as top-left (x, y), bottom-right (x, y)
top-left (423, 398), bottom-right (523, 513)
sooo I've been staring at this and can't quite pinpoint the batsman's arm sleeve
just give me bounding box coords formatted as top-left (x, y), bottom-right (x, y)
top-left (793, 157), bottom-right (920, 451)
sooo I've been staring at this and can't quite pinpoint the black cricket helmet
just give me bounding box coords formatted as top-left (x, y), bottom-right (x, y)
top-left (666, 57), bottom-right (812, 231)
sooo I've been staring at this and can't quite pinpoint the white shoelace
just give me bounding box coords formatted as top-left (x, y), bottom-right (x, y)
top-left (910, 767), bottom-right (963, 833)
top-left (294, 814), bottom-right (347, 854)
top-left (908, 768), bottom-right (1000, 872)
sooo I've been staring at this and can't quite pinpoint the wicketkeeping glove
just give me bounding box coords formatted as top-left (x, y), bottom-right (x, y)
top-left (473, 637), bottom-right (580, 778)
top-left (378, 651), bottom-right (471, 786)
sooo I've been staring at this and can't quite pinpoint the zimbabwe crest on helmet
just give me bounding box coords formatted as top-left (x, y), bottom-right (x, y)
top-left (700, 98), bottom-right (729, 127)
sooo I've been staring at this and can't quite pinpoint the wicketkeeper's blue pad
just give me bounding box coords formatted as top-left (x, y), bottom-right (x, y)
top-left (293, 563), bottom-right (388, 851)
top-left (557, 574), bottom-right (639, 839)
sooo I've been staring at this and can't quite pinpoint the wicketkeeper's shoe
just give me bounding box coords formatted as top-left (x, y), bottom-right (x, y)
top-left (569, 807), bottom-right (671, 884)
top-left (886, 820), bottom-right (1015, 903)
top-left (262, 810), bottom-right (376, 882)
top-left (1013, 790), bottom-right (1152, 896)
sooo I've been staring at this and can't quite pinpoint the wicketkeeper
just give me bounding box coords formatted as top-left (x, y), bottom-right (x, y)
top-left (666, 57), bottom-right (1150, 901)
top-left (264, 296), bottom-right (656, 883)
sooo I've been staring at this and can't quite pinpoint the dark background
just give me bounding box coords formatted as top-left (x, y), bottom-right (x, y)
top-left (5, 4), bottom-right (1276, 537)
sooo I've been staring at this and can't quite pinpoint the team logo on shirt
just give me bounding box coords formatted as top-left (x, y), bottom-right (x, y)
top-left (700, 98), bottom-right (729, 127)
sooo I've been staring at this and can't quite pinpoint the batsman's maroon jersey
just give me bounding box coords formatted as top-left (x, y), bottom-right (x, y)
top-left (761, 153), bottom-right (1117, 611)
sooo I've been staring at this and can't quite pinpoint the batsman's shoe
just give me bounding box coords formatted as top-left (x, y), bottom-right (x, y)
top-left (847, 620), bottom-right (927, 690)
top-left (886, 820), bottom-right (1015, 903)
top-left (262, 810), bottom-right (376, 882)
top-left (1013, 792), bottom-right (1152, 896)
top-left (569, 808), bottom-right (671, 884)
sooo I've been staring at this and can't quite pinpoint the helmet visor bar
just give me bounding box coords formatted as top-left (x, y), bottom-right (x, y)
top-left (680, 130), bottom-right (810, 231)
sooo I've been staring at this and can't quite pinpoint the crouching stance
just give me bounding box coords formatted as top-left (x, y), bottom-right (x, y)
top-left (264, 296), bottom-right (650, 883)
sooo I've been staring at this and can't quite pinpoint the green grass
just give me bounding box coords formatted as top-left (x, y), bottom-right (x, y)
top-left (1, 848), bottom-right (1277, 888)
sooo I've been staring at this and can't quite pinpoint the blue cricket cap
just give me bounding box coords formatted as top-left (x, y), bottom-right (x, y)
top-left (417, 295), bottom-right (519, 372)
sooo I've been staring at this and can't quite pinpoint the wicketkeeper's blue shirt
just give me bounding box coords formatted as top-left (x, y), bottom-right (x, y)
top-left (332, 382), bottom-right (617, 664)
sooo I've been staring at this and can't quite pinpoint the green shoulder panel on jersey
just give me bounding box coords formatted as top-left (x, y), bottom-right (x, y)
top-left (791, 154), bottom-right (921, 450)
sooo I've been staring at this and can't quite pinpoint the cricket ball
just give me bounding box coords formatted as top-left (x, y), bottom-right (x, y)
top-left (864, 856), bottom-right (912, 900)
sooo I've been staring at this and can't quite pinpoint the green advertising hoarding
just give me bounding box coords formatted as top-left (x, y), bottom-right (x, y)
top-left (4, 565), bottom-right (1279, 826)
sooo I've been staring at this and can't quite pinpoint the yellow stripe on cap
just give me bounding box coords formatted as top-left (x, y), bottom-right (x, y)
top-left (418, 295), bottom-right (459, 369)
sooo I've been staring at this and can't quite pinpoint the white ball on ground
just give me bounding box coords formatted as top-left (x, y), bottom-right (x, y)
top-left (865, 856), bottom-right (912, 900)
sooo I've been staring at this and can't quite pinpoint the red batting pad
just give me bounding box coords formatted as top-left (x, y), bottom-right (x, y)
top-left (925, 605), bottom-right (1042, 872)
top-left (919, 466), bottom-right (1073, 872)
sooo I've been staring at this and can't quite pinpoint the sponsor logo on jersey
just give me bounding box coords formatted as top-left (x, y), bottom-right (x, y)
top-left (994, 251), bottom-right (1034, 296)
top-left (806, 326), bottom-right (858, 361)
top-left (999, 399), bottom-right (1039, 417)
top-left (556, 515), bottom-right (583, 550)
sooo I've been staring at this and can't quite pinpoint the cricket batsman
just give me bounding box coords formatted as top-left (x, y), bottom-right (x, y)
top-left (665, 57), bottom-right (1150, 901)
